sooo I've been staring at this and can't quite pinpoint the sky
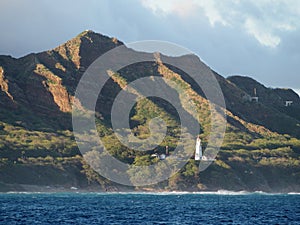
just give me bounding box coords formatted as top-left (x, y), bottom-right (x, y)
top-left (1, 0), bottom-right (299, 94)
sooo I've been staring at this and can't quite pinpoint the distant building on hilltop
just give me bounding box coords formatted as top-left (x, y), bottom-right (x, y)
top-left (285, 100), bottom-right (293, 107)
top-left (250, 88), bottom-right (259, 102)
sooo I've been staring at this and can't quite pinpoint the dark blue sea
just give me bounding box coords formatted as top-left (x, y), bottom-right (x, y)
top-left (0, 191), bottom-right (300, 224)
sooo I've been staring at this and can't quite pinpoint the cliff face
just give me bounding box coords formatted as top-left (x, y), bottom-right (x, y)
top-left (0, 30), bottom-right (122, 130)
top-left (0, 31), bottom-right (300, 192)
top-left (0, 66), bottom-right (15, 108)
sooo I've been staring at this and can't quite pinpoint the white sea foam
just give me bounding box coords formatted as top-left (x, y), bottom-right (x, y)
top-left (194, 190), bottom-right (251, 195)
top-left (96, 190), bottom-right (265, 196)
top-left (2, 190), bottom-right (295, 196)
top-left (288, 192), bottom-right (300, 195)
top-left (124, 190), bottom-right (287, 196)
top-left (6, 191), bottom-right (46, 194)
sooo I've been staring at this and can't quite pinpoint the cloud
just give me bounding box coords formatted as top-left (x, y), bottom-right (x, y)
top-left (193, 0), bottom-right (228, 26)
top-left (141, 0), bottom-right (227, 26)
top-left (244, 17), bottom-right (280, 48)
top-left (141, 0), bottom-right (190, 16)
top-left (140, 0), bottom-right (300, 48)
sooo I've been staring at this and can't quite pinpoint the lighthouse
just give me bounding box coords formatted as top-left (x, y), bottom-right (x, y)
top-left (195, 136), bottom-right (202, 161)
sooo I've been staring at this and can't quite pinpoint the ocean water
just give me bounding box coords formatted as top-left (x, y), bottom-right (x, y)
top-left (0, 191), bottom-right (300, 224)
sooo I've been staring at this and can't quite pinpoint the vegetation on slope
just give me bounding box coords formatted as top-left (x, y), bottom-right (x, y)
top-left (0, 31), bottom-right (299, 192)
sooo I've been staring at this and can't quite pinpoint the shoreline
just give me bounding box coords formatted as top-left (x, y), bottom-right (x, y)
top-left (0, 183), bottom-right (299, 194)
top-left (2, 190), bottom-right (300, 195)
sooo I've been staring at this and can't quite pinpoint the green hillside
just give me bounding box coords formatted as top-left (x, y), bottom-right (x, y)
top-left (0, 30), bottom-right (300, 192)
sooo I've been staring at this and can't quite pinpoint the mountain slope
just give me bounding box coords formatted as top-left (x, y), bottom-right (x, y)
top-left (0, 31), bottom-right (300, 192)
top-left (227, 75), bottom-right (300, 137)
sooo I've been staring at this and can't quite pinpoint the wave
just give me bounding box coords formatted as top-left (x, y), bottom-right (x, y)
top-left (194, 190), bottom-right (287, 196)
top-left (118, 190), bottom-right (293, 196)
top-left (288, 192), bottom-right (300, 195)
top-left (5, 191), bottom-right (50, 194)
top-left (95, 190), bottom-right (280, 196)
top-left (94, 191), bottom-right (191, 195)
top-left (109, 190), bottom-right (250, 196)
top-left (2, 190), bottom-right (297, 196)
top-left (194, 190), bottom-right (251, 195)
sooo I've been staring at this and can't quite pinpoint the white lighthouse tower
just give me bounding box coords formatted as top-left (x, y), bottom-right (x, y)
top-left (195, 136), bottom-right (202, 161)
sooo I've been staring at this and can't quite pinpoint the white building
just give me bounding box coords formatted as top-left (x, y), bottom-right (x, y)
top-left (250, 97), bottom-right (259, 102)
top-left (285, 101), bottom-right (293, 107)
